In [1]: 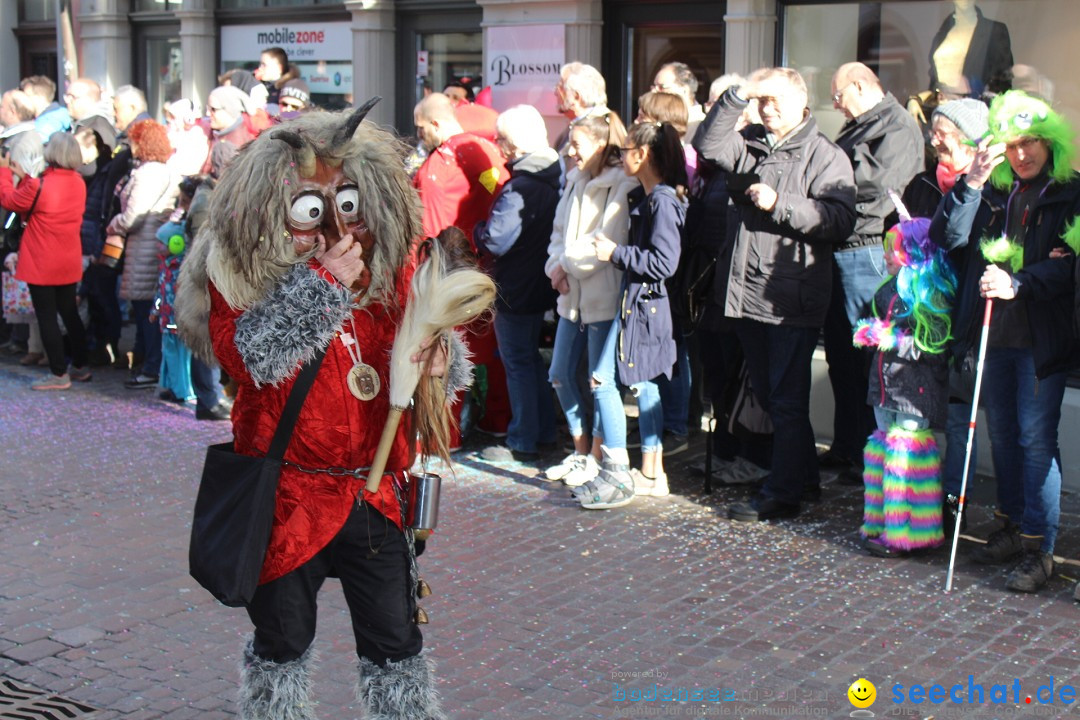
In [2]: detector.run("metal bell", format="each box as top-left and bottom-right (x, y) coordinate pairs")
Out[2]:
(415, 607), (429, 624)
(417, 578), (432, 599)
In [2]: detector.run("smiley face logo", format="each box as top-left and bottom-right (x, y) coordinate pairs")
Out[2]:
(848, 678), (876, 709)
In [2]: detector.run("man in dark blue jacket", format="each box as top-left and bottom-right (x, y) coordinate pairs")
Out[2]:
(934, 90), (1080, 594)
(475, 105), (560, 462)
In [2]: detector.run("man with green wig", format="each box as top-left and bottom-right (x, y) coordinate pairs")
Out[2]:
(934, 90), (1080, 595)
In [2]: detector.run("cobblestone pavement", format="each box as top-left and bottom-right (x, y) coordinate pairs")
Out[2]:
(2, 355), (1080, 720)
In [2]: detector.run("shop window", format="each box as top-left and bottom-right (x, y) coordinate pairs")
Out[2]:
(417, 32), (484, 108)
(132, 0), (178, 10)
(781, 1), (1065, 140)
(19, 0), (56, 22)
(603, 1), (726, 124)
(218, 0), (338, 6)
(145, 37), (183, 116)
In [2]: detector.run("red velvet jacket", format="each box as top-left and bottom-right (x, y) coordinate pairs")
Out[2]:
(208, 262), (415, 583)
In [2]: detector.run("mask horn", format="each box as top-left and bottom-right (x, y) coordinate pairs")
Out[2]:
(271, 129), (317, 178)
(336, 96), (382, 145)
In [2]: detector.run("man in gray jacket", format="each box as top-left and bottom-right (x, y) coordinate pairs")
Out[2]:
(822, 62), (924, 482)
(694, 67), (856, 521)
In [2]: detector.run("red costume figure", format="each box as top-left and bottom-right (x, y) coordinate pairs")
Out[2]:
(413, 92), (511, 440)
(178, 100), (468, 720)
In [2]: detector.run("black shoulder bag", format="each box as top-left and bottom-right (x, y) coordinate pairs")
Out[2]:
(189, 348), (326, 607)
(2, 177), (43, 253)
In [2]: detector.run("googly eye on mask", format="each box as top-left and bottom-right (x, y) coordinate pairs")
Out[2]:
(289, 193), (326, 231)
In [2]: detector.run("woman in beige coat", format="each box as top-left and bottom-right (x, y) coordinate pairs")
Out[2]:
(543, 111), (640, 507)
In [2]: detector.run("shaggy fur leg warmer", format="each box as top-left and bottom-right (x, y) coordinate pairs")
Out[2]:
(239, 638), (318, 720)
(860, 429), (887, 538)
(356, 654), (445, 720)
(881, 427), (944, 551)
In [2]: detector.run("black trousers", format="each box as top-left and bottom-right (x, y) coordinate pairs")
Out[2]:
(28, 282), (88, 376)
(246, 500), (422, 667)
(82, 263), (122, 349)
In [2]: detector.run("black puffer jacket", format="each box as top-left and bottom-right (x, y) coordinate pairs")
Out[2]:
(864, 278), (949, 429)
(933, 173), (1080, 379)
(834, 93), (923, 247)
(694, 88), (857, 327)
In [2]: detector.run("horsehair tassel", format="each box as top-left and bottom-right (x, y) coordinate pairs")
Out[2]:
(270, 129), (316, 178)
(364, 241), (496, 493)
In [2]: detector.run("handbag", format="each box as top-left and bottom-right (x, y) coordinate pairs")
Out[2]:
(2, 271), (33, 318)
(188, 347), (326, 607)
(726, 360), (773, 440)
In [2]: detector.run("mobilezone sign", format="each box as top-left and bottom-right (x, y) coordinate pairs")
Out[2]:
(220, 23), (352, 95)
(219, 22), (350, 63)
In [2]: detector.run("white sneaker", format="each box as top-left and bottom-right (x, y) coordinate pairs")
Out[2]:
(631, 469), (670, 498)
(545, 452), (581, 480)
(563, 454), (598, 487)
(545, 452), (598, 487)
(718, 457), (768, 485)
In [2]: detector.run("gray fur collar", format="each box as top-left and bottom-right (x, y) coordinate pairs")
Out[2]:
(239, 637), (317, 720)
(357, 653), (444, 720)
(234, 263), (353, 387)
(445, 330), (474, 401)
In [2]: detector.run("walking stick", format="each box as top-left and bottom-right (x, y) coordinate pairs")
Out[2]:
(945, 298), (993, 592)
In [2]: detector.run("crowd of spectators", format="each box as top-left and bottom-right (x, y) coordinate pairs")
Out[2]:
(3, 50), (1078, 602)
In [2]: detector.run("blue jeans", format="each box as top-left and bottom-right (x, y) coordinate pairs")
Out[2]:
(191, 355), (223, 413)
(736, 320), (820, 504)
(632, 379), (663, 453)
(980, 347), (1065, 553)
(494, 311), (556, 453)
(130, 299), (162, 377)
(874, 407), (929, 432)
(823, 246), (887, 459)
(658, 338), (690, 436)
(549, 317), (625, 449)
(943, 401), (976, 496)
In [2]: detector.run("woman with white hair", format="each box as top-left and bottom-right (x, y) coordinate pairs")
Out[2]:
(0, 132), (90, 389)
(474, 105), (561, 462)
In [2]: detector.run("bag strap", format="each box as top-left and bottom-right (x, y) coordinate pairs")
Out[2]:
(265, 346), (328, 461)
(24, 177), (43, 220)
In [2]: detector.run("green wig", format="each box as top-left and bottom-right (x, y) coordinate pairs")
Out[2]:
(980, 235), (1024, 273)
(987, 90), (1076, 191)
(1062, 216), (1080, 255)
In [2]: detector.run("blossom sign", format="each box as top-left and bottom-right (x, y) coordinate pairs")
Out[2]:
(485, 25), (564, 114)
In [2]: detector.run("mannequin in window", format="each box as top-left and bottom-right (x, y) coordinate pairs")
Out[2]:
(908, 0), (1012, 124)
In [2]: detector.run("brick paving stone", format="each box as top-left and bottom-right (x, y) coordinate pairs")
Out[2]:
(6, 360), (1080, 717)
(2, 638), (68, 663)
(50, 625), (107, 647)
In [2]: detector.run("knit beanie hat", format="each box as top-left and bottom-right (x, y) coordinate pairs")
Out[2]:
(932, 98), (989, 142)
(280, 79), (311, 108)
(208, 85), (255, 119)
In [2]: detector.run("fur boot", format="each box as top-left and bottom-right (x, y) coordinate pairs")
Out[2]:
(356, 654), (445, 720)
(239, 638), (318, 720)
(880, 427), (944, 551)
(860, 429), (887, 538)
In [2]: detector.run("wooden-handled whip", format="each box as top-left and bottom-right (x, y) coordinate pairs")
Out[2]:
(365, 240), (496, 493)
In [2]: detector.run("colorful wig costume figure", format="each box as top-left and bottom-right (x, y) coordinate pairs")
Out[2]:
(853, 218), (957, 554)
(175, 100), (471, 720)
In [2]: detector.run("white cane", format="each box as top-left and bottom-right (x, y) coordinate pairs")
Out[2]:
(945, 298), (993, 593)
